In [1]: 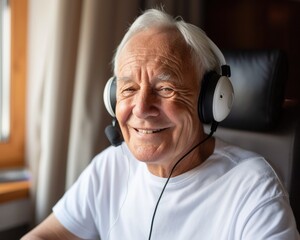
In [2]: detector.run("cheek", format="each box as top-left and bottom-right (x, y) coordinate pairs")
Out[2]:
(115, 99), (131, 125)
(166, 97), (200, 131)
(175, 106), (200, 130)
(170, 94), (201, 133)
(178, 107), (202, 145)
(173, 92), (199, 119)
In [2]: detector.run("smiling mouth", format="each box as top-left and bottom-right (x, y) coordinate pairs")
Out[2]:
(134, 128), (165, 134)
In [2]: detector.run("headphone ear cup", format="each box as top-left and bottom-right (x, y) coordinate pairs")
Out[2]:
(103, 76), (117, 117)
(212, 75), (234, 122)
(199, 72), (234, 123)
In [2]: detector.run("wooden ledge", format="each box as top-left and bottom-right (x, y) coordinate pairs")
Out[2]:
(0, 181), (30, 204)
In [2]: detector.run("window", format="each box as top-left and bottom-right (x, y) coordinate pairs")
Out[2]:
(0, 0), (27, 169)
(0, 0), (10, 142)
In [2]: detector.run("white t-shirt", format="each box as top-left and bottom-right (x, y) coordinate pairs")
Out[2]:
(53, 139), (299, 240)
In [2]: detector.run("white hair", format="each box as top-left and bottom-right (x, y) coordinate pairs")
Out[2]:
(112, 9), (226, 78)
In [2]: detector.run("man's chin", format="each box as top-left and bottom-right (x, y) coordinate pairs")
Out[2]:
(129, 144), (165, 162)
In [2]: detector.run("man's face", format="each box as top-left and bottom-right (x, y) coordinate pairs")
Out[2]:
(115, 27), (204, 173)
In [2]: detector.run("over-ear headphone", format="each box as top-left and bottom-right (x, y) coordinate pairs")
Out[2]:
(103, 65), (234, 124)
(199, 65), (234, 123)
(103, 76), (117, 118)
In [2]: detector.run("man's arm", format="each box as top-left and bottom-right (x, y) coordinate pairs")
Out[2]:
(21, 213), (82, 240)
(241, 198), (299, 239)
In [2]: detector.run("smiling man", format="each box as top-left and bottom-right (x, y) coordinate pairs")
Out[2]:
(22, 8), (299, 240)
(115, 26), (208, 177)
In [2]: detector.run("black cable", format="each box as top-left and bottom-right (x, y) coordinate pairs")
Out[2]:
(147, 122), (218, 240)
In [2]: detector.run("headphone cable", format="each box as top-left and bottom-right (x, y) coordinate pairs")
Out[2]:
(147, 122), (218, 240)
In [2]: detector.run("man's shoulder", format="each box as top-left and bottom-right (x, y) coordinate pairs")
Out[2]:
(213, 138), (283, 186)
(214, 138), (263, 164)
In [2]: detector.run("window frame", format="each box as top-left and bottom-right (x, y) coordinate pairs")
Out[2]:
(0, 0), (27, 168)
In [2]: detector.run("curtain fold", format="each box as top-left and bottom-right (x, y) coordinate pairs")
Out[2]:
(27, 0), (83, 223)
(27, 0), (202, 225)
(65, 0), (141, 188)
(27, 0), (141, 224)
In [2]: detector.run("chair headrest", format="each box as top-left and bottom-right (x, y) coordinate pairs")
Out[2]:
(220, 49), (288, 131)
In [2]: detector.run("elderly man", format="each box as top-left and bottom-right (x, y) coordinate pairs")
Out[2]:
(22, 8), (299, 240)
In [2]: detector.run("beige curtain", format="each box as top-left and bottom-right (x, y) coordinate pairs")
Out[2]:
(27, 0), (140, 224)
(26, 0), (202, 225)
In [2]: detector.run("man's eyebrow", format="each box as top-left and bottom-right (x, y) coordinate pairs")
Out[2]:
(156, 73), (171, 81)
(117, 76), (132, 82)
(117, 73), (175, 82)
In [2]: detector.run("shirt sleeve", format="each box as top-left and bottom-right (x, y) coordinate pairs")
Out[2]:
(242, 196), (300, 239)
(53, 161), (100, 240)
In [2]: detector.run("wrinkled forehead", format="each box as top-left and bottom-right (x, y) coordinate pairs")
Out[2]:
(117, 27), (194, 71)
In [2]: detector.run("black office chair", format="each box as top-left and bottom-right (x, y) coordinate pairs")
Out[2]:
(206, 49), (300, 229)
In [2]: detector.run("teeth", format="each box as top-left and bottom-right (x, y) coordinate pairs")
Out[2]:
(137, 129), (161, 134)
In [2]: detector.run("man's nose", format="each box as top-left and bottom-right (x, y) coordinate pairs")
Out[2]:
(132, 88), (160, 118)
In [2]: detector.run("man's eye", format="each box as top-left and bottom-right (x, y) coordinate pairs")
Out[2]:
(121, 88), (136, 97)
(157, 87), (175, 98)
